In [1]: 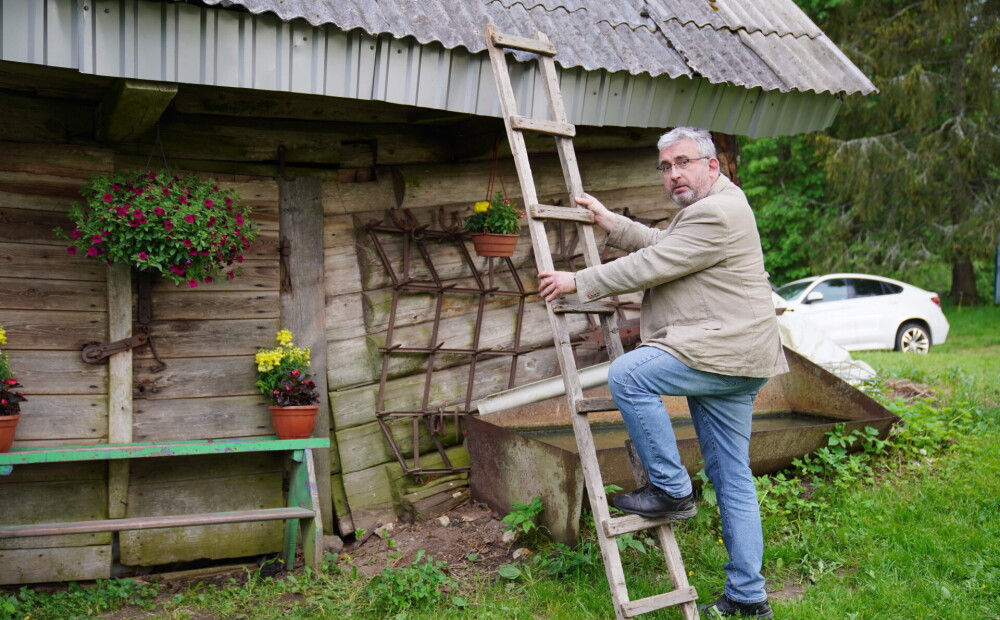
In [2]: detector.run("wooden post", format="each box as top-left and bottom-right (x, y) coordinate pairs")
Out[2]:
(279, 177), (334, 532)
(107, 263), (132, 519)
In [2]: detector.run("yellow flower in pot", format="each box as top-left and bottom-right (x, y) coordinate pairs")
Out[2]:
(0, 325), (26, 453)
(464, 191), (524, 257)
(255, 329), (320, 439)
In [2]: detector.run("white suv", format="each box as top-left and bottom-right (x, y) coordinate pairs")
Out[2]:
(775, 273), (950, 353)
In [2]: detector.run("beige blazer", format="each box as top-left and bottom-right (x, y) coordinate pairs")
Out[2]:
(575, 175), (788, 378)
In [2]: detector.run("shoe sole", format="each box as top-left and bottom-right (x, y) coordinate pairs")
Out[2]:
(612, 503), (697, 520)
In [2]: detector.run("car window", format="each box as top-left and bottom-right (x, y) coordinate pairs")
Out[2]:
(776, 281), (812, 301)
(882, 282), (903, 294)
(850, 278), (885, 298)
(811, 278), (849, 302)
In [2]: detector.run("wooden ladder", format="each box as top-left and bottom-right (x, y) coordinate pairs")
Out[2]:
(484, 25), (700, 620)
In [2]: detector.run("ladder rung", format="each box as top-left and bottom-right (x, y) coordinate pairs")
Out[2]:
(621, 586), (698, 618)
(551, 299), (617, 314)
(490, 31), (558, 56)
(575, 397), (617, 413)
(511, 116), (576, 138)
(530, 203), (595, 223)
(603, 513), (681, 537)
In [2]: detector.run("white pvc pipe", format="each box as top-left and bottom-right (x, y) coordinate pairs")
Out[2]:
(475, 361), (611, 415)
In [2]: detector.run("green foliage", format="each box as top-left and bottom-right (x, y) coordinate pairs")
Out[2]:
(463, 191), (524, 234)
(794, 0), (1000, 302)
(363, 549), (457, 615)
(501, 495), (544, 537)
(5, 578), (159, 619)
(740, 135), (832, 285)
(55, 169), (259, 287)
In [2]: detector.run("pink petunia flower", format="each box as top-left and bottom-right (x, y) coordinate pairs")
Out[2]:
(67, 246), (77, 254)
(183, 239), (192, 247)
(204, 199), (214, 208)
(137, 252), (148, 260)
(164, 220), (174, 230)
(228, 271), (235, 280)
(190, 250), (199, 256)
(153, 207), (165, 215)
(87, 247), (99, 257)
(224, 197), (233, 206)
(71, 230), (82, 239)
(204, 276), (213, 283)
(92, 234), (103, 244)
(184, 214), (196, 223)
(188, 279), (198, 288)
(102, 193), (113, 203)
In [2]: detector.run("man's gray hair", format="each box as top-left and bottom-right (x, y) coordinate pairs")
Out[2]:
(657, 127), (717, 158)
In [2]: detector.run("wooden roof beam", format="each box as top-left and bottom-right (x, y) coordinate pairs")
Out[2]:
(96, 79), (178, 143)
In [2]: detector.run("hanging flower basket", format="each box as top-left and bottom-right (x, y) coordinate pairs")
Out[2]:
(56, 169), (259, 287)
(464, 192), (523, 258)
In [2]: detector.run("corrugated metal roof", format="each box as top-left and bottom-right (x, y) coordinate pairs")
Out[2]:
(201, 0), (875, 96)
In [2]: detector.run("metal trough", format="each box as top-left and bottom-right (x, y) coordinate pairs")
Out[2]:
(466, 348), (898, 543)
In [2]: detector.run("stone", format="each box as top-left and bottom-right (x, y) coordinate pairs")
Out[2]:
(323, 535), (345, 555)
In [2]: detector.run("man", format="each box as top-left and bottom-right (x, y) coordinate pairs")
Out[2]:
(537, 127), (787, 619)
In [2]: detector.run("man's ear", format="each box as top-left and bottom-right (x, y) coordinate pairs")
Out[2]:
(708, 157), (721, 175)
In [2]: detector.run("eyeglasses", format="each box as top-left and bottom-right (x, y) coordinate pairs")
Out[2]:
(656, 157), (710, 173)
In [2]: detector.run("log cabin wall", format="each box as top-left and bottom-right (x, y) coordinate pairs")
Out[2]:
(0, 63), (696, 578)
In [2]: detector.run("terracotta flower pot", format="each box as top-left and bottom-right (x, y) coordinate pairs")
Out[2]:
(471, 232), (518, 257)
(268, 405), (319, 440)
(0, 414), (20, 453)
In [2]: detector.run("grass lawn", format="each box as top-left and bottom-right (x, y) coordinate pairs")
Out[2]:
(4, 304), (999, 619)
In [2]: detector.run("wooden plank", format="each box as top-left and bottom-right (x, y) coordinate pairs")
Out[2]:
(6, 350), (106, 394)
(0, 477), (110, 551)
(0, 91), (95, 145)
(95, 79), (178, 143)
(0, 508), (314, 538)
(150, 262), (279, 292)
(323, 244), (364, 296)
(0, 142), (114, 176)
(150, 290), (279, 320)
(0, 277), (105, 312)
(551, 298), (618, 314)
(576, 397), (619, 414)
(279, 176), (333, 532)
(490, 31), (557, 55)
(0, 309), (106, 350)
(0, 207), (74, 246)
(511, 116), (576, 138)
(335, 417), (461, 475)
(14, 395), (107, 442)
(530, 203), (595, 223)
(133, 355), (259, 399)
(107, 263), (132, 519)
(330, 473), (354, 535)
(0, 546), (111, 585)
(140, 318), (278, 358)
(621, 587), (699, 618)
(321, 176), (399, 217)
(0, 241), (107, 281)
(603, 513), (678, 537)
(128, 451), (284, 484)
(132, 395), (271, 441)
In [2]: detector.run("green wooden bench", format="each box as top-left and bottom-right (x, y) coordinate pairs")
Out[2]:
(0, 437), (329, 570)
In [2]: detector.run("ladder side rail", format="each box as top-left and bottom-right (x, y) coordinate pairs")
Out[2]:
(534, 33), (625, 361)
(486, 24), (631, 618)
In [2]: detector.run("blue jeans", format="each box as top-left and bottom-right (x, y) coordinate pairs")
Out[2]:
(608, 346), (769, 603)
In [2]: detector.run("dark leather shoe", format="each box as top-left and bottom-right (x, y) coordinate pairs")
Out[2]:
(611, 484), (697, 520)
(698, 594), (774, 618)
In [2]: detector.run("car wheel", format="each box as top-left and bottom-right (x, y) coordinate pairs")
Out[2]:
(896, 322), (931, 354)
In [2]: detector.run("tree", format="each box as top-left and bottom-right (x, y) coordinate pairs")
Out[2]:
(811, 0), (1000, 304)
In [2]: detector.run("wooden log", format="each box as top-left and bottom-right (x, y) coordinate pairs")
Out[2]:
(323, 292), (367, 342)
(96, 79), (178, 143)
(132, 395), (271, 442)
(0, 277), (105, 312)
(0, 91), (95, 144)
(5, 351), (107, 394)
(279, 176), (333, 532)
(0, 476), (111, 551)
(0, 309), (106, 349)
(115, 115), (453, 165)
(0, 142), (114, 176)
(330, 473), (354, 535)
(0, 241), (108, 281)
(323, 243), (365, 295)
(149, 290), (279, 321)
(0, 207), (74, 246)
(149, 262), (279, 292)
(140, 318), (278, 358)
(328, 346), (564, 431)
(325, 336), (379, 391)
(0, 546), (111, 584)
(335, 417), (461, 475)
(321, 176), (400, 217)
(15, 395), (108, 442)
(133, 355), (258, 400)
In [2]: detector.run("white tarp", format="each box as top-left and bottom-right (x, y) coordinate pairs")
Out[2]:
(772, 293), (876, 384)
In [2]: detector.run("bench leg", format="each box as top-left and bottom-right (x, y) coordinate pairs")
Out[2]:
(286, 448), (323, 569)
